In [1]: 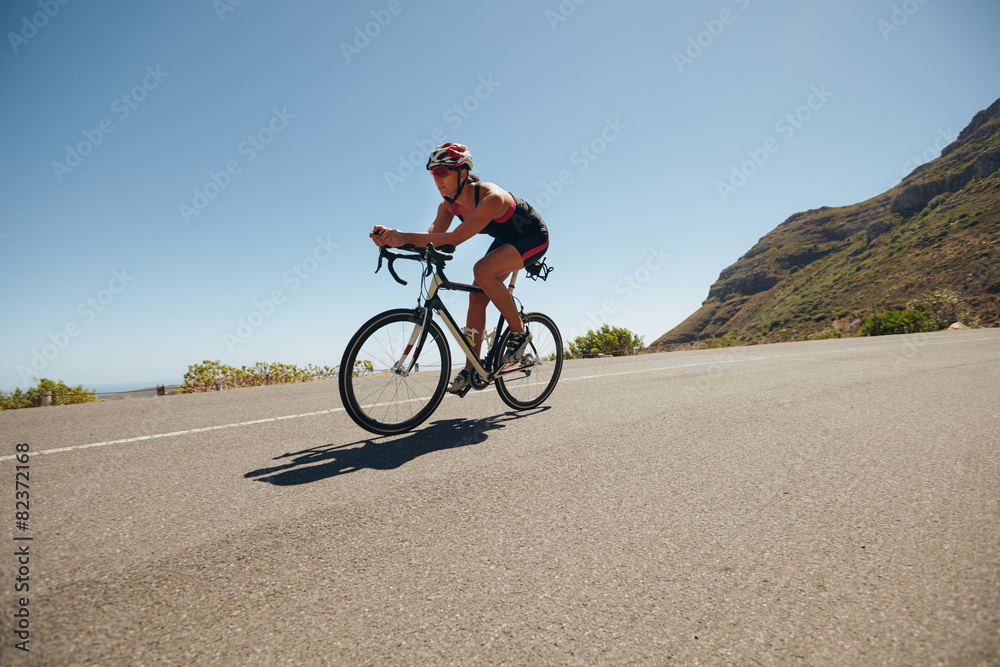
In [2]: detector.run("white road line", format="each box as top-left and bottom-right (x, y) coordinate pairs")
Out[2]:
(4, 335), (993, 460)
(0, 409), (341, 460)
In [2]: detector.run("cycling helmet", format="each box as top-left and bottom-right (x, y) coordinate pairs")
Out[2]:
(426, 142), (473, 172)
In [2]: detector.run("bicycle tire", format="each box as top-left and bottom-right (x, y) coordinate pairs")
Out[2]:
(339, 309), (451, 435)
(495, 312), (563, 410)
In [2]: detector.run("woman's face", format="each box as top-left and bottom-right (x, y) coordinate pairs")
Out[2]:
(432, 168), (459, 199)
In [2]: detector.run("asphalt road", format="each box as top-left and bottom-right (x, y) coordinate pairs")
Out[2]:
(1, 329), (998, 666)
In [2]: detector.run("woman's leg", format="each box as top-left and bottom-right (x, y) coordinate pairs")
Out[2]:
(473, 244), (525, 335)
(463, 289), (490, 369)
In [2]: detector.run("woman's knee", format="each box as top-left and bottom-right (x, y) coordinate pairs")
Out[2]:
(472, 259), (494, 283)
(474, 250), (520, 282)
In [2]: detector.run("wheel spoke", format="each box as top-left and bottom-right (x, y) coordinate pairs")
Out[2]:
(496, 313), (562, 409)
(339, 311), (451, 434)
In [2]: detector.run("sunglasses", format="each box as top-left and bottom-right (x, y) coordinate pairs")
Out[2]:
(430, 166), (451, 179)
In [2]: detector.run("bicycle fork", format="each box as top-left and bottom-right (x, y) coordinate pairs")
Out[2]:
(389, 307), (433, 378)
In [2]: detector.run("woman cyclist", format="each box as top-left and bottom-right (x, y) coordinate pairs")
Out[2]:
(371, 142), (550, 394)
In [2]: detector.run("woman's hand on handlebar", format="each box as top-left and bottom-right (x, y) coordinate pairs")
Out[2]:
(370, 225), (389, 246)
(370, 225), (407, 248)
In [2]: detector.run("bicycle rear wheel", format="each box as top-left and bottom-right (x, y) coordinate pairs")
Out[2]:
(495, 312), (563, 410)
(339, 309), (451, 435)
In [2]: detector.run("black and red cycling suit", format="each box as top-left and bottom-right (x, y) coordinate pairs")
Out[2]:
(452, 182), (549, 266)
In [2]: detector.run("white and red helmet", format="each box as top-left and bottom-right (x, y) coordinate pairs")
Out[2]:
(426, 142), (473, 172)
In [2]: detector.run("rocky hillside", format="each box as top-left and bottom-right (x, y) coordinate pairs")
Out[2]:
(650, 97), (1000, 350)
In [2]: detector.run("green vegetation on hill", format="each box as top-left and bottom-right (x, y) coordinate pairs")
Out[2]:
(650, 97), (1000, 350)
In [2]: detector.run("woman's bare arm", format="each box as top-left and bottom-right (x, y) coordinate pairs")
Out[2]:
(374, 184), (509, 248)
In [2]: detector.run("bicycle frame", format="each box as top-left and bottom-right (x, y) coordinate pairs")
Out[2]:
(395, 268), (522, 386)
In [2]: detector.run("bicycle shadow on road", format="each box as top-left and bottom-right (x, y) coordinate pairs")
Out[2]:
(245, 408), (548, 486)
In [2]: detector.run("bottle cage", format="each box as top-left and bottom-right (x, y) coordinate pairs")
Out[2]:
(525, 258), (553, 282)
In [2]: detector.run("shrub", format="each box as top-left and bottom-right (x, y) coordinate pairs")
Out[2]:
(181, 360), (349, 393)
(926, 192), (953, 211)
(699, 335), (741, 349)
(567, 325), (644, 358)
(908, 288), (975, 328)
(0, 378), (98, 410)
(859, 309), (937, 336)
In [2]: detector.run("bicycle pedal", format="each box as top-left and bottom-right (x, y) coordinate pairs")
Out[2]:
(455, 383), (473, 398)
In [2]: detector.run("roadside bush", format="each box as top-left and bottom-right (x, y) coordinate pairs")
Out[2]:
(567, 325), (644, 358)
(699, 335), (741, 349)
(908, 288), (975, 328)
(859, 309), (937, 336)
(180, 360), (363, 393)
(0, 378), (98, 410)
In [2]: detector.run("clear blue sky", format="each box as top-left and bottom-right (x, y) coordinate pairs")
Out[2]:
(2, 0), (998, 393)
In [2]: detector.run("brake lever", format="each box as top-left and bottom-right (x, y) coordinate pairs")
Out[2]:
(376, 247), (409, 285)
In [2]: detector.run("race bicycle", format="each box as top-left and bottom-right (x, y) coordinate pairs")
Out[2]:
(338, 243), (563, 435)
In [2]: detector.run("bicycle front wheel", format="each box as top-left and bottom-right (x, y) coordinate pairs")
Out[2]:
(495, 312), (563, 410)
(339, 309), (451, 435)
